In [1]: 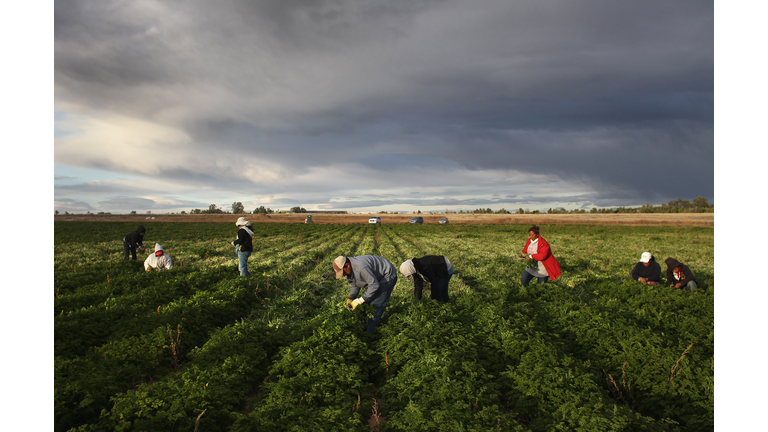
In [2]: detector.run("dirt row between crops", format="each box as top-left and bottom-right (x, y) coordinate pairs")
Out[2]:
(55, 213), (714, 226)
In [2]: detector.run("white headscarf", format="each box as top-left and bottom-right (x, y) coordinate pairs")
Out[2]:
(399, 259), (416, 277)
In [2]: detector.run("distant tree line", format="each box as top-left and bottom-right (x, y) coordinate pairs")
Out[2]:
(451, 197), (713, 215)
(585, 197), (713, 214)
(56, 197), (712, 216)
(186, 203), (307, 214)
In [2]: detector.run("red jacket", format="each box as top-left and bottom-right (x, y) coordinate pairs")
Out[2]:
(523, 236), (562, 280)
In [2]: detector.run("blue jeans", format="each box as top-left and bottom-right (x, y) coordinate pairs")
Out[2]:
(367, 304), (387, 334)
(521, 270), (549, 287)
(366, 277), (397, 334)
(237, 250), (251, 277)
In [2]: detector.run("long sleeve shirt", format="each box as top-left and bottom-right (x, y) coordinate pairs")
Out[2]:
(631, 260), (661, 283)
(344, 255), (397, 306)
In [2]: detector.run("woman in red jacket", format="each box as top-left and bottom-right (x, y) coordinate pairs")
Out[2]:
(518, 225), (562, 286)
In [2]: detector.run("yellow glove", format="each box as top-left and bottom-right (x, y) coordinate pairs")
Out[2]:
(349, 297), (365, 311)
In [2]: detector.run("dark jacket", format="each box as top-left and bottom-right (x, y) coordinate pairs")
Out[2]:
(412, 255), (450, 285)
(631, 257), (661, 283)
(124, 225), (146, 250)
(233, 228), (253, 252)
(664, 258), (696, 288)
(411, 255), (451, 299)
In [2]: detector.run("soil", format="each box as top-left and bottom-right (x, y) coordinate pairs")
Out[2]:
(55, 212), (713, 226)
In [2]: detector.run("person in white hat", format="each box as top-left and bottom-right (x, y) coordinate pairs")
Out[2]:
(144, 243), (173, 271)
(333, 255), (397, 334)
(231, 217), (254, 277)
(631, 252), (661, 284)
(399, 256), (454, 302)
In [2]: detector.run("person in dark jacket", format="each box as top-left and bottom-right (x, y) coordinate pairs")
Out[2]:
(230, 217), (254, 277)
(664, 257), (698, 291)
(631, 252), (661, 284)
(399, 256), (454, 302)
(333, 255), (397, 334)
(123, 225), (146, 261)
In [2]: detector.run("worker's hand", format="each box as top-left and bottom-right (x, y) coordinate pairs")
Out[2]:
(638, 277), (646, 284)
(348, 298), (365, 311)
(675, 283), (683, 289)
(230, 241), (234, 246)
(518, 252), (525, 258)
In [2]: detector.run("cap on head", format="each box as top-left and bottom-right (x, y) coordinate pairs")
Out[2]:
(236, 217), (249, 226)
(333, 256), (347, 279)
(639, 252), (652, 263)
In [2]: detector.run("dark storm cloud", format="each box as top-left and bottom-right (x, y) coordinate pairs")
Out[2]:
(55, 0), (713, 209)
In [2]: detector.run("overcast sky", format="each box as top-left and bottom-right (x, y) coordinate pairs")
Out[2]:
(54, 0), (713, 214)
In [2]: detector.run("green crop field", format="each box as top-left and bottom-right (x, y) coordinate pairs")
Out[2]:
(54, 221), (714, 431)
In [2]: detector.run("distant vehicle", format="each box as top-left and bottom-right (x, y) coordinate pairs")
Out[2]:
(409, 217), (424, 224)
(368, 216), (382, 224)
(439, 218), (449, 224)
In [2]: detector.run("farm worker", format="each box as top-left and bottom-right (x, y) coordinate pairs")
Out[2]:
(333, 255), (398, 334)
(144, 243), (173, 271)
(399, 256), (454, 302)
(123, 225), (146, 261)
(631, 252), (661, 284)
(664, 257), (698, 291)
(230, 217), (254, 277)
(518, 224), (561, 286)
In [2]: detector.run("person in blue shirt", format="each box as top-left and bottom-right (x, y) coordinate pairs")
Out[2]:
(333, 255), (398, 334)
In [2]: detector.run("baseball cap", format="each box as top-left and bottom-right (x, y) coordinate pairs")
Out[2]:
(333, 256), (347, 279)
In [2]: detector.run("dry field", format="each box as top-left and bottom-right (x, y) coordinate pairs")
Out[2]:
(55, 212), (713, 226)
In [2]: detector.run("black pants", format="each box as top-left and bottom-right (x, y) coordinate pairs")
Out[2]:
(124, 240), (136, 260)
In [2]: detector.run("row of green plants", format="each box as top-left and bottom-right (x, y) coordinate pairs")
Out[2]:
(54, 222), (713, 431)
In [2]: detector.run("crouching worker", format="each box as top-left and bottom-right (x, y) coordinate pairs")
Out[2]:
(399, 256), (454, 302)
(333, 255), (397, 334)
(631, 252), (661, 284)
(144, 243), (173, 271)
(665, 257), (698, 291)
(518, 225), (561, 286)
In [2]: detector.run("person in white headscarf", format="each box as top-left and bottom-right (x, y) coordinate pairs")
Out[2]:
(230, 217), (254, 277)
(144, 243), (173, 271)
(399, 256), (454, 302)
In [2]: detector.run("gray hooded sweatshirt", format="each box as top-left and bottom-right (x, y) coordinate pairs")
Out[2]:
(345, 255), (397, 307)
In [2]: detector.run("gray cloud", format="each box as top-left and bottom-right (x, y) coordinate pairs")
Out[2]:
(54, 198), (95, 213)
(55, 0), (713, 212)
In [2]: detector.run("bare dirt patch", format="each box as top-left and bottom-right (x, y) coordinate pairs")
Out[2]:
(55, 212), (713, 226)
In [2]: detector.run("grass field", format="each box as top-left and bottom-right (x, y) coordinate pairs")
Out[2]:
(54, 221), (714, 431)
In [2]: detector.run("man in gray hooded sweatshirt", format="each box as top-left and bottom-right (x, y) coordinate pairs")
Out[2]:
(333, 255), (397, 334)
